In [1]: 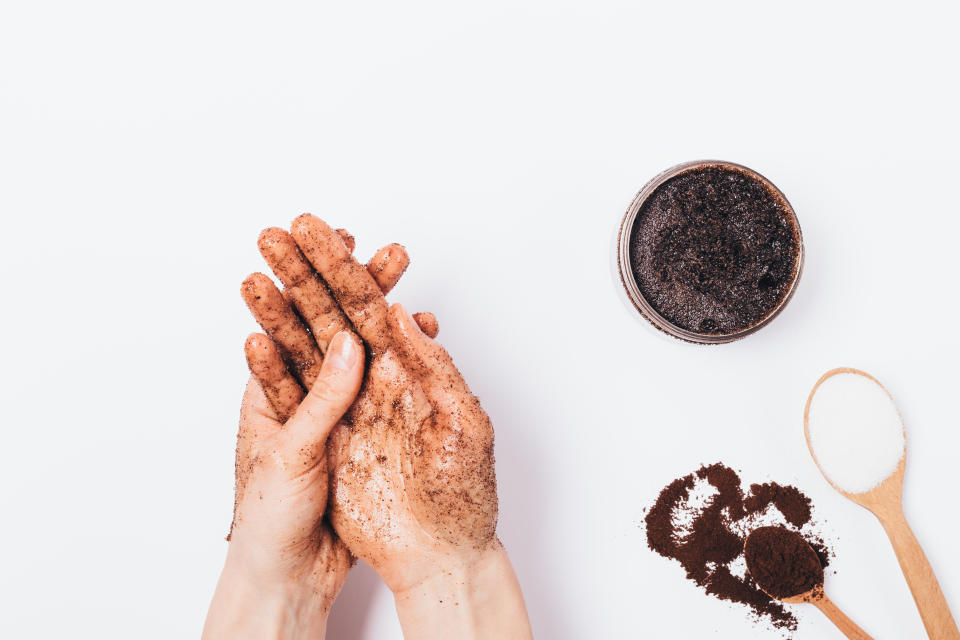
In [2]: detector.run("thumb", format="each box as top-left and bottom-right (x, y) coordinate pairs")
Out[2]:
(281, 331), (364, 456)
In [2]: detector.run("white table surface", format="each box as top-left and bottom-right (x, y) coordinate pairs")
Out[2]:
(2, 1), (959, 638)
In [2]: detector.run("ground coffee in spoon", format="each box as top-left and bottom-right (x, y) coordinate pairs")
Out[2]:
(644, 463), (831, 634)
(744, 526), (824, 600)
(628, 164), (801, 336)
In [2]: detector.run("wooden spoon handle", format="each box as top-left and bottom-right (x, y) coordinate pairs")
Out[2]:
(813, 595), (873, 640)
(878, 508), (960, 639)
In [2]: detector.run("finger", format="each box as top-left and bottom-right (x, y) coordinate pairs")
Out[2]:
(258, 227), (354, 354)
(291, 214), (391, 353)
(413, 312), (439, 339)
(281, 331), (364, 461)
(280, 287), (315, 336)
(366, 243), (410, 295)
(280, 287), (296, 309)
(241, 272), (324, 388)
(244, 333), (305, 422)
(387, 303), (470, 398)
(331, 230), (413, 296)
(336, 228), (355, 253)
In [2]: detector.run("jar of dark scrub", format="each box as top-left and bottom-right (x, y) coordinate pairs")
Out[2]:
(616, 160), (804, 344)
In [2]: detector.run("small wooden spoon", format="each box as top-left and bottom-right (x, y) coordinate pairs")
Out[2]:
(744, 527), (872, 639)
(804, 368), (960, 640)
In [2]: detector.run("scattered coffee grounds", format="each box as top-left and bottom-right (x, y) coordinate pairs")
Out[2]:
(745, 526), (824, 600)
(744, 482), (811, 529)
(629, 164), (801, 335)
(644, 463), (831, 634)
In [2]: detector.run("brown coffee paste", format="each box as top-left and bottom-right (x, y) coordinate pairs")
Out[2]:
(629, 165), (801, 335)
(644, 463), (830, 633)
(745, 526), (824, 600)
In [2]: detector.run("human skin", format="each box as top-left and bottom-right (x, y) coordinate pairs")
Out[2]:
(206, 238), (426, 639)
(247, 228), (436, 365)
(256, 214), (531, 638)
(203, 331), (363, 640)
(216, 216), (531, 638)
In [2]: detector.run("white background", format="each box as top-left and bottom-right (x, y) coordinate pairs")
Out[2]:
(1, 1), (958, 638)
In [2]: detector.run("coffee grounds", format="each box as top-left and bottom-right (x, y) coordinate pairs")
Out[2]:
(629, 164), (801, 335)
(644, 463), (830, 634)
(745, 482), (811, 529)
(745, 526), (824, 600)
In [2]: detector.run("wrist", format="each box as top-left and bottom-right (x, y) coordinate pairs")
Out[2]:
(203, 553), (329, 640)
(393, 541), (532, 640)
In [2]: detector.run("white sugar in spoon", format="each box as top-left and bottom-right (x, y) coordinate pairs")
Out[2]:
(804, 368), (959, 639)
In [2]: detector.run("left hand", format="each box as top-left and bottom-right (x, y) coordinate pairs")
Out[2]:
(203, 330), (363, 639)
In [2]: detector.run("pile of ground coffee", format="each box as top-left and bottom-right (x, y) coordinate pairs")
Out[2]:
(629, 164), (801, 335)
(745, 526), (824, 600)
(644, 463), (830, 633)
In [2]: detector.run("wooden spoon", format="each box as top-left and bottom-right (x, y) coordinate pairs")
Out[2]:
(804, 367), (960, 639)
(744, 527), (872, 639)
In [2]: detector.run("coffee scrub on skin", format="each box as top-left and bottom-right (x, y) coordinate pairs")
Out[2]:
(617, 161), (804, 344)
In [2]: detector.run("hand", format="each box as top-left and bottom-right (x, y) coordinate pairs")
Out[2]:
(245, 215), (532, 638)
(205, 226), (434, 638)
(269, 215), (495, 587)
(203, 331), (363, 639)
(239, 228), (436, 420)
(242, 220), (478, 587)
(291, 215), (531, 638)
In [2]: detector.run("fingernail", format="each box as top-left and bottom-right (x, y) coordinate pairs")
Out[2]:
(326, 332), (359, 371)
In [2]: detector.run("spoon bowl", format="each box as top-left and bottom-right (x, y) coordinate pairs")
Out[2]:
(803, 367), (906, 510)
